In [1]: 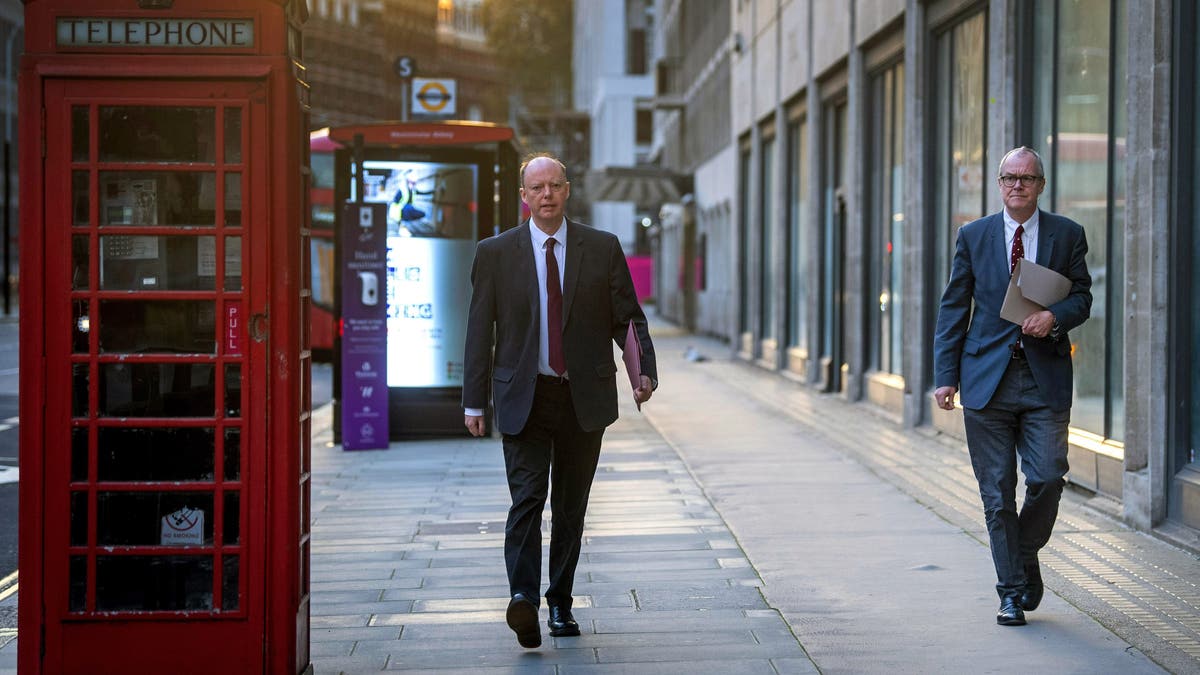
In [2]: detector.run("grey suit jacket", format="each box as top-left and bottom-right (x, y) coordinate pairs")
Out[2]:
(933, 210), (1092, 411)
(462, 219), (657, 434)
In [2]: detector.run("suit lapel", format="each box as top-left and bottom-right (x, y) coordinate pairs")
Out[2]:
(561, 219), (584, 325)
(513, 221), (538, 320)
(985, 213), (1007, 280)
(1036, 209), (1056, 267)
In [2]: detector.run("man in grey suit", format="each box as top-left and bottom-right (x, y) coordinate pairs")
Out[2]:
(933, 146), (1092, 626)
(463, 154), (658, 648)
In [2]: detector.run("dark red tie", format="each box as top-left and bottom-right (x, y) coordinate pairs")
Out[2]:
(1010, 224), (1025, 275)
(545, 238), (566, 375)
(1010, 225), (1025, 350)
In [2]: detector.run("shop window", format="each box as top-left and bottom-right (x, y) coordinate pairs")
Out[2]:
(1028, 0), (1126, 441)
(636, 109), (653, 145)
(929, 11), (987, 383)
(868, 60), (905, 375)
(760, 135), (776, 341)
(738, 146), (752, 335)
(786, 117), (809, 353)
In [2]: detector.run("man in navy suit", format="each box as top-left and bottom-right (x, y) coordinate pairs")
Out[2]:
(933, 147), (1092, 626)
(462, 154), (658, 648)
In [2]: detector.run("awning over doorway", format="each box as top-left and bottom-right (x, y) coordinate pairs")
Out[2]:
(584, 166), (689, 207)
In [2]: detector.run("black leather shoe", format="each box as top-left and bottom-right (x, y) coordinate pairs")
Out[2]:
(548, 604), (580, 637)
(506, 593), (541, 648)
(1020, 562), (1044, 612)
(997, 596), (1026, 626)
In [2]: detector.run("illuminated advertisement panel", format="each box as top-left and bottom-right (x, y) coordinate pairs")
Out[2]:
(359, 160), (477, 387)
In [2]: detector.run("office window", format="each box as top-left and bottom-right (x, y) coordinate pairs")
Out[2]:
(787, 117), (809, 353)
(760, 136), (776, 341)
(868, 61), (905, 375)
(636, 109), (653, 145)
(930, 12), (987, 386)
(1029, 0), (1126, 441)
(932, 12), (987, 293)
(739, 147), (752, 335)
(1173, 0), (1200, 472)
(820, 100), (848, 391)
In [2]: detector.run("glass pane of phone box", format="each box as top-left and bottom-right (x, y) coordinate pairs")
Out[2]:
(100, 235), (227, 291)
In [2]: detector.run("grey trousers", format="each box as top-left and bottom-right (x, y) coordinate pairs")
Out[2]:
(962, 356), (1070, 600)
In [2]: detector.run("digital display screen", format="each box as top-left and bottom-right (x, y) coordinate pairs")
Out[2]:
(359, 160), (478, 388)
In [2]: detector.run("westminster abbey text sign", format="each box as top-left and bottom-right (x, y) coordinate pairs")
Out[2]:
(57, 18), (254, 49)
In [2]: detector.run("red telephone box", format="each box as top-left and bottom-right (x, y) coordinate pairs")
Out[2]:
(19, 2), (312, 673)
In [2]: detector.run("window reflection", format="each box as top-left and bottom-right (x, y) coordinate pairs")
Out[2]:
(69, 556), (87, 612)
(225, 173), (242, 226)
(70, 491), (88, 546)
(72, 106), (89, 162)
(222, 555), (239, 611)
(73, 364), (89, 418)
(787, 118), (808, 354)
(99, 300), (216, 354)
(224, 109), (242, 164)
(760, 136), (776, 341)
(72, 236), (89, 290)
(97, 172), (216, 228)
(224, 364), (241, 417)
(100, 235), (219, 291)
(97, 428), (215, 482)
(96, 556), (213, 611)
(224, 492), (239, 544)
(1032, 0), (1124, 440)
(223, 428), (240, 480)
(98, 107), (215, 163)
(72, 428), (88, 482)
(99, 363), (216, 417)
(868, 62), (905, 375)
(73, 172), (89, 226)
(96, 492), (213, 546)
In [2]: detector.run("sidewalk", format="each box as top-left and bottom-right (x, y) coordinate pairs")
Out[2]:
(303, 319), (1196, 673)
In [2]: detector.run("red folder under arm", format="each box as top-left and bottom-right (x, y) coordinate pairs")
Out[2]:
(623, 322), (643, 411)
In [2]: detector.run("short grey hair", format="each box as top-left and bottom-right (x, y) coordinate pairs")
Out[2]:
(997, 146), (1045, 177)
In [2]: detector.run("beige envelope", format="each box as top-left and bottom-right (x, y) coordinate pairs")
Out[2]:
(999, 258), (1072, 325)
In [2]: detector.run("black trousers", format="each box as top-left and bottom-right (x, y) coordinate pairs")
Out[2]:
(502, 376), (604, 609)
(962, 356), (1070, 600)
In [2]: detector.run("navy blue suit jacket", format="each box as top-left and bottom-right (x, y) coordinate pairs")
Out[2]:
(462, 219), (657, 434)
(933, 210), (1092, 411)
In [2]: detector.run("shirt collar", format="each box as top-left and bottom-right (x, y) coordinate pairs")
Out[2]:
(1003, 208), (1039, 241)
(529, 218), (567, 250)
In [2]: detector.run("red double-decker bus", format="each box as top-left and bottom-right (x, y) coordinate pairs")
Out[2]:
(308, 128), (338, 358)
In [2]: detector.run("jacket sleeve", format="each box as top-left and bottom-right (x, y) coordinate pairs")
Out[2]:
(461, 241), (496, 410)
(933, 227), (975, 389)
(607, 236), (657, 385)
(1047, 224), (1092, 333)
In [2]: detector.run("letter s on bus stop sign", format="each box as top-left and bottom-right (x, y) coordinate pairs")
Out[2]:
(394, 56), (415, 79)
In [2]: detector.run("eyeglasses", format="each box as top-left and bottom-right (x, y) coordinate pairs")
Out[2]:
(524, 181), (567, 195)
(998, 174), (1044, 187)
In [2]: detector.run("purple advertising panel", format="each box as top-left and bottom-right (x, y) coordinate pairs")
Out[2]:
(340, 202), (389, 450)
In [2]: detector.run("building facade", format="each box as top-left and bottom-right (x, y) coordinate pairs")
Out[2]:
(573, 0), (657, 252)
(646, 0), (1197, 541)
(304, 0), (505, 129)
